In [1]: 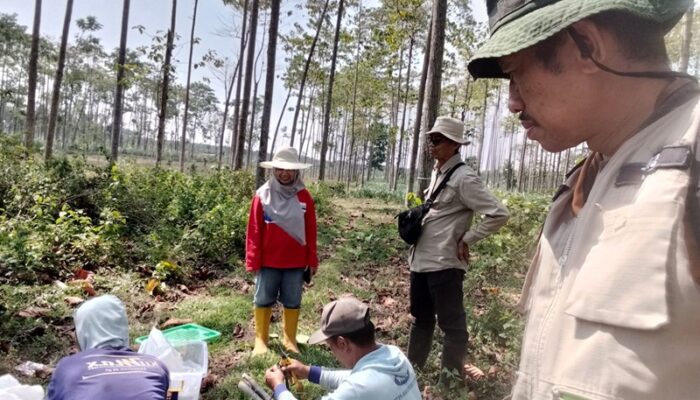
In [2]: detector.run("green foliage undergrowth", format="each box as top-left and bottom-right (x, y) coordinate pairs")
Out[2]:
(0, 138), (255, 285)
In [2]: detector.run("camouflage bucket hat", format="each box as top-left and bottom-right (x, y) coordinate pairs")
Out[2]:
(468, 0), (692, 79)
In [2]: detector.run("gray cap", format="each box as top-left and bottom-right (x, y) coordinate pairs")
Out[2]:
(308, 297), (371, 344)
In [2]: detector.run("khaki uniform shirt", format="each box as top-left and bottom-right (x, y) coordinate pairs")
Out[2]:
(513, 93), (700, 400)
(409, 154), (509, 273)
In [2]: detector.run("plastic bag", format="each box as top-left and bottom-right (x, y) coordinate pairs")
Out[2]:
(137, 327), (184, 371)
(0, 374), (44, 400)
(137, 328), (209, 400)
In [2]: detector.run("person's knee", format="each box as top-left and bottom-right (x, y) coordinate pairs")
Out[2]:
(411, 316), (436, 330)
(437, 313), (467, 336)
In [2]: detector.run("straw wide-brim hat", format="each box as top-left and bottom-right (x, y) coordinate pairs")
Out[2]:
(259, 147), (312, 170)
(468, 0), (691, 79)
(425, 116), (471, 145)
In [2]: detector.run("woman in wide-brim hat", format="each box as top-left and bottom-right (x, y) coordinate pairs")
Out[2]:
(245, 147), (318, 356)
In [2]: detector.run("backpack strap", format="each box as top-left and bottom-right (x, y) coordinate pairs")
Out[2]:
(426, 162), (465, 207)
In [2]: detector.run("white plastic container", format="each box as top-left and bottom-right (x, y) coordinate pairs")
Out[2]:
(168, 340), (208, 400)
(0, 374), (44, 400)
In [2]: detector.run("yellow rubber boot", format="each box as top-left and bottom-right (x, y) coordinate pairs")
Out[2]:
(252, 307), (272, 356)
(282, 307), (301, 354)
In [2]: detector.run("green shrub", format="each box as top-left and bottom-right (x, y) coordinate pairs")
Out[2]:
(0, 143), (258, 283)
(349, 187), (403, 203)
(470, 191), (549, 282)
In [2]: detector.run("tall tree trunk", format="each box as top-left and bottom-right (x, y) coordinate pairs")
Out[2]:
(270, 86), (291, 153)
(388, 46), (405, 185)
(461, 76), (472, 122)
(338, 111), (348, 179)
(247, 80), (258, 167)
(476, 80), (490, 174)
(179, 0), (199, 172)
(247, 12), (268, 169)
(484, 82), (502, 181)
(230, 0), (249, 167)
(25, 0), (41, 150)
(506, 122), (515, 190)
(418, 0), (446, 198)
(45, 0), (73, 161)
(289, 0), (330, 147)
(110, 0), (130, 164)
(347, 1), (363, 190)
(234, 0), (259, 169)
(361, 133), (370, 186)
(393, 34), (414, 191)
(680, 3), (694, 73)
(318, 0), (345, 181)
(218, 57), (241, 168)
(157, 0), (177, 167)
(407, 18), (432, 198)
(256, 0), (280, 187)
(299, 91), (314, 158)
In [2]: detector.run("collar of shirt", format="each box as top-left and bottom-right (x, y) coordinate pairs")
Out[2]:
(429, 153), (463, 197)
(434, 153), (463, 175)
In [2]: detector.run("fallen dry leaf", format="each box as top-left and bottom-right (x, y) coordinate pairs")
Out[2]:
(145, 278), (160, 295)
(136, 303), (155, 319)
(380, 296), (396, 307)
(464, 363), (485, 381)
(18, 307), (51, 318)
(160, 318), (192, 330)
(14, 361), (50, 377)
(64, 296), (84, 306)
(232, 323), (244, 339)
(200, 373), (218, 392)
(83, 280), (97, 297)
(72, 269), (95, 284)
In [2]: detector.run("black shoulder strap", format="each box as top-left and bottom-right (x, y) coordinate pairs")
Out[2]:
(426, 162), (465, 206)
(690, 130), (700, 246)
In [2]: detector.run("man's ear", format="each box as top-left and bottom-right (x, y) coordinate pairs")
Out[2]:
(336, 336), (351, 352)
(570, 20), (609, 74)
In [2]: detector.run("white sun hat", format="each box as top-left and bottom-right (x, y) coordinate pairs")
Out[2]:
(259, 147), (312, 170)
(424, 116), (471, 145)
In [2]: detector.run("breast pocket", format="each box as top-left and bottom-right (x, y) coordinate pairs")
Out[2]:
(433, 186), (457, 210)
(565, 201), (681, 330)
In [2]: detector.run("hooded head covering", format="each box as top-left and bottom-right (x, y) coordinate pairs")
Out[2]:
(74, 295), (130, 351)
(256, 147), (309, 245)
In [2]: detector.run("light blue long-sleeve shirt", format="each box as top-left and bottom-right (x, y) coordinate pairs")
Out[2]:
(275, 344), (421, 400)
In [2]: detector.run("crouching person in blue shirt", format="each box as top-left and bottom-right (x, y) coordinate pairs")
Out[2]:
(47, 295), (170, 400)
(264, 297), (421, 400)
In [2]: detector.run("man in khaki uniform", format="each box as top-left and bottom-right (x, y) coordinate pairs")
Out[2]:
(408, 116), (509, 385)
(468, 0), (700, 399)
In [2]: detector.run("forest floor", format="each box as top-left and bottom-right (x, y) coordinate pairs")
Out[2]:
(0, 191), (531, 400)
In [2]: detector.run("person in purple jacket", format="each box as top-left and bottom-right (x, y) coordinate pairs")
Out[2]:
(47, 295), (170, 400)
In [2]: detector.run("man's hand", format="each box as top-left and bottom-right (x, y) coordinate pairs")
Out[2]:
(457, 241), (470, 263)
(280, 358), (310, 380)
(265, 365), (286, 389)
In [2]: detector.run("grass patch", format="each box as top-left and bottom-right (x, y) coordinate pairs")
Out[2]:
(172, 294), (252, 336)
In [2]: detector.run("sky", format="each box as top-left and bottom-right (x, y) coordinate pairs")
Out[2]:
(1, 0), (489, 149)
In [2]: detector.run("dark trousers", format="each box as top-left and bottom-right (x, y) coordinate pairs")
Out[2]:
(408, 268), (468, 375)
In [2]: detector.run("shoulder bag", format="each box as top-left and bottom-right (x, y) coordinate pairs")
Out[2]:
(396, 162), (464, 245)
